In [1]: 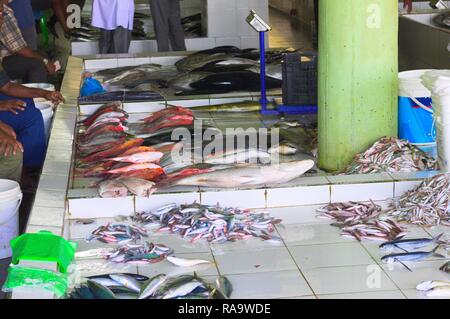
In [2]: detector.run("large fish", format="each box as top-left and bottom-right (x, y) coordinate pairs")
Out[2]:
(175, 53), (232, 73)
(105, 163), (163, 175)
(109, 151), (164, 164)
(172, 160), (315, 188)
(81, 139), (144, 163)
(191, 101), (264, 113)
(186, 71), (282, 95)
(118, 178), (157, 197)
(98, 180), (128, 198)
(168, 72), (213, 92)
(141, 106), (194, 124)
(78, 91), (165, 103)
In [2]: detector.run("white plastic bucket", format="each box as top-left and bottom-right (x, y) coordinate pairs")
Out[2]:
(22, 83), (55, 91)
(35, 103), (54, 141)
(0, 180), (22, 259)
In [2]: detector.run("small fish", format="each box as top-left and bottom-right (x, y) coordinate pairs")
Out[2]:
(214, 276), (232, 299)
(380, 233), (445, 251)
(118, 178), (157, 197)
(139, 274), (168, 299)
(109, 274), (141, 293)
(166, 256), (212, 267)
(162, 281), (204, 299)
(381, 246), (445, 271)
(86, 280), (117, 299)
(416, 280), (450, 291)
(98, 180), (128, 198)
(268, 142), (298, 156)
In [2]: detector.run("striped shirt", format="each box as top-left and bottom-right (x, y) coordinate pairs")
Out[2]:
(0, 4), (27, 59)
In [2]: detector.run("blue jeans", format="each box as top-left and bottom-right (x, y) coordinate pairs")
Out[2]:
(0, 95), (46, 168)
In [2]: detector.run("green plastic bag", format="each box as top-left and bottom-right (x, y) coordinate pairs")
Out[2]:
(10, 231), (78, 274)
(2, 266), (68, 298)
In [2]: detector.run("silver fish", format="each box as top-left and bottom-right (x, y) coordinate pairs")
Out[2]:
(380, 233), (445, 251)
(109, 274), (141, 293)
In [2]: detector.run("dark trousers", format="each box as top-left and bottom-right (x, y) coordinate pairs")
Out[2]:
(0, 96), (46, 168)
(150, 0), (186, 52)
(2, 55), (48, 83)
(99, 27), (132, 54)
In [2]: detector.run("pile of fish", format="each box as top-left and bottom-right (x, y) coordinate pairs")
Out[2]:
(131, 203), (282, 244)
(317, 201), (383, 224)
(86, 223), (148, 244)
(101, 242), (173, 264)
(68, 273), (232, 299)
(317, 201), (406, 242)
(387, 173), (450, 227)
(416, 280), (450, 297)
(340, 137), (439, 175)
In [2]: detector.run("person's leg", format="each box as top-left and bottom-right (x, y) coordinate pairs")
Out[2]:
(112, 27), (132, 54)
(167, 0), (186, 51)
(2, 55), (48, 83)
(99, 29), (114, 54)
(150, 0), (170, 52)
(0, 96), (46, 168)
(314, 0), (319, 50)
(20, 27), (39, 51)
(0, 152), (23, 182)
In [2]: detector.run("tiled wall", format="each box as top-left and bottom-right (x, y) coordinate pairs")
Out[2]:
(72, 0), (269, 55)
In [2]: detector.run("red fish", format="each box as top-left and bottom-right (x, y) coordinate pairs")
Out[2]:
(141, 106), (193, 124)
(117, 167), (165, 181)
(81, 139), (144, 163)
(80, 102), (122, 127)
(143, 115), (194, 133)
(105, 163), (162, 174)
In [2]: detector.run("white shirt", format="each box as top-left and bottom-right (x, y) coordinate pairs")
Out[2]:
(91, 0), (135, 31)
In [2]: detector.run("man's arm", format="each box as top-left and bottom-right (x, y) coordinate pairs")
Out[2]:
(0, 82), (65, 105)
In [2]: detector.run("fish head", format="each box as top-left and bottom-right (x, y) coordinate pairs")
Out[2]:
(381, 255), (394, 263)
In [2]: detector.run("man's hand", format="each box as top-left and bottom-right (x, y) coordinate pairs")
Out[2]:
(45, 62), (57, 75)
(0, 121), (16, 139)
(43, 91), (65, 106)
(0, 100), (26, 115)
(0, 131), (23, 156)
(404, 0), (413, 13)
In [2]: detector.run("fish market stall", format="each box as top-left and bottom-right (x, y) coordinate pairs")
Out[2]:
(13, 53), (449, 299)
(71, 0), (270, 55)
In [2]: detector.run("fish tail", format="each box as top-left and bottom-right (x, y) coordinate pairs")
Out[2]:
(434, 233), (446, 245)
(431, 245), (445, 258)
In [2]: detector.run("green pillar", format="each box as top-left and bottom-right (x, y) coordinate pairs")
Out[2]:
(318, 0), (398, 172)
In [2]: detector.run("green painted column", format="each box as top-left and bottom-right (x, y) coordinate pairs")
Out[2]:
(318, 0), (398, 172)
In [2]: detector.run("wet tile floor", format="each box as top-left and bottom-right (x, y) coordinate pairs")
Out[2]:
(66, 200), (450, 299)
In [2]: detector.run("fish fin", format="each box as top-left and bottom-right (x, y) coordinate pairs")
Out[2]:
(433, 253), (446, 259)
(394, 244), (410, 253)
(396, 259), (413, 272)
(434, 232), (445, 242)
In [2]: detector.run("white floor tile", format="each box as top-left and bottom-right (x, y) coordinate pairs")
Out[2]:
(331, 182), (394, 202)
(276, 223), (351, 246)
(303, 265), (397, 295)
(201, 189), (266, 209)
(289, 243), (374, 269)
(381, 260), (450, 290)
(226, 270), (313, 299)
(214, 247), (297, 275)
(266, 205), (328, 225)
(266, 185), (330, 207)
(27, 206), (65, 228)
(317, 290), (405, 299)
(72, 258), (137, 279)
(210, 236), (284, 253)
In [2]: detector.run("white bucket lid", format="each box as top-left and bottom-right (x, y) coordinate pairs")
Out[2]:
(399, 70), (433, 97)
(22, 83), (55, 91)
